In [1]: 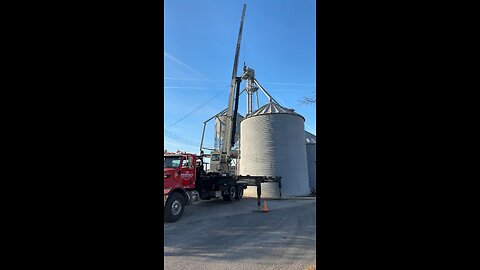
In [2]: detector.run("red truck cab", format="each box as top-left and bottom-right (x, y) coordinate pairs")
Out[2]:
(164, 152), (201, 222)
(164, 153), (196, 191)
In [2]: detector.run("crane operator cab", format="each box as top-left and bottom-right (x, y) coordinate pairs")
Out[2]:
(209, 152), (227, 174)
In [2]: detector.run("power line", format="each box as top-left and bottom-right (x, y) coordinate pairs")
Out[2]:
(164, 131), (198, 146)
(164, 130), (200, 146)
(164, 129), (215, 149)
(166, 89), (227, 128)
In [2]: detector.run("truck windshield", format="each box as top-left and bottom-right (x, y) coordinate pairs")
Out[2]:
(164, 156), (181, 168)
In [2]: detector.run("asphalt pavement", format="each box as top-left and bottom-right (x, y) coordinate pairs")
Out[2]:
(164, 197), (316, 270)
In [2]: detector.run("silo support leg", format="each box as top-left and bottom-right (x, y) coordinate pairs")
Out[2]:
(278, 178), (282, 197)
(256, 179), (262, 210)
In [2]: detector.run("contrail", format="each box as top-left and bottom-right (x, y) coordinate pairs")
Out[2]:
(164, 52), (208, 80)
(164, 86), (207, 89)
(265, 88), (315, 92)
(164, 52), (228, 90)
(262, 82), (316, 87)
(164, 76), (215, 82)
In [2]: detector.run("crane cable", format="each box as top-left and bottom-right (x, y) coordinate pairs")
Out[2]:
(242, 0), (247, 67)
(243, 19), (246, 67)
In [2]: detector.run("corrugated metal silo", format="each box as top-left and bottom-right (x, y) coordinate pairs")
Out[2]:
(240, 102), (310, 198)
(214, 111), (244, 150)
(305, 131), (317, 194)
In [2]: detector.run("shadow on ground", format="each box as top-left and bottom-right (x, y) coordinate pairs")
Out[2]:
(164, 202), (316, 263)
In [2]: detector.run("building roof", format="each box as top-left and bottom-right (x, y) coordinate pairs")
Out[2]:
(305, 131), (316, 144)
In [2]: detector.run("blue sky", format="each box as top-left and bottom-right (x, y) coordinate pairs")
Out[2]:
(164, 0), (316, 154)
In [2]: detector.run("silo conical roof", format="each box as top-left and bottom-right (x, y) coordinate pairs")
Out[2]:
(248, 102), (305, 120)
(218, 110), (244, 118)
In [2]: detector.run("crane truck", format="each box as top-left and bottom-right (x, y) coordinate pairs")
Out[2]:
(164, 152), (243, 222)
(163, 4), (281, 222)
(164, 151), (281, 222)
(163, 152), (281, 222)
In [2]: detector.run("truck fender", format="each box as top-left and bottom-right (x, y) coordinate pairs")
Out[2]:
(185, 190), (200, 205)
(166, 188), (189, 204)
(236, 183), (247, 189)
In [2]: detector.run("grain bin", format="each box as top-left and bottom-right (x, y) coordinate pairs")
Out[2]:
(305, 131), (317, 194)
(214, 111), (244, 150)
(239, 102), (310, 198)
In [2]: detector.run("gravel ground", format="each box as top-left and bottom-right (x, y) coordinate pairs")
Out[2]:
(164, 197), (316, 270)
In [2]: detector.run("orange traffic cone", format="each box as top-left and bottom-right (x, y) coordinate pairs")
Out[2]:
(261, 200), (270, 212)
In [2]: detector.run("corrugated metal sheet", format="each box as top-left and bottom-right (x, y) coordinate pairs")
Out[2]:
(214, 112), (244, 150)
(305, 131), (316, 193)
(240, 102), (310, 198)
(306, 143), (316, 193)
(305, 130), (316, 144)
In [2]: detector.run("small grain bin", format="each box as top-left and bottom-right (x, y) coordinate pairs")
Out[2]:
(239, 102), (310, 198)
(214, 111), (244, 150)
(305, 131), (317, 194)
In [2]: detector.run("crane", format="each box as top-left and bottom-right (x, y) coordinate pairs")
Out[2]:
(199, 4), (279, 175)
(203, 4), (246, 175)
(224, 4), (246, 156)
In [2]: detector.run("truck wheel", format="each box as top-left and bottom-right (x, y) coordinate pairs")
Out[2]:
(235, 185), (243, 200)
(164, 193), (185, 222)
(223, 185), (236, 202)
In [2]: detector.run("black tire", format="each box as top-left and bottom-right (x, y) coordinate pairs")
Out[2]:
(235, 185), (244, 200)
(222, 187), (229, 201)
(164, 193), (186, 223)
(223, 185), (236, 202)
